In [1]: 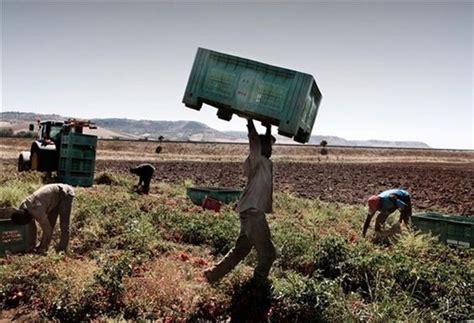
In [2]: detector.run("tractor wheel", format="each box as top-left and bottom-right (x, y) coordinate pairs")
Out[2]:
(18, 155), (30, 172)
(30, 148), (40, 171)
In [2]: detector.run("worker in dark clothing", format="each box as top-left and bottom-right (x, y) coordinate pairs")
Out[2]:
(130, 163), (155, 195)
(363, 189), (412, 237)
(204, 119), (277, 283)
(11, 184), (75, 253)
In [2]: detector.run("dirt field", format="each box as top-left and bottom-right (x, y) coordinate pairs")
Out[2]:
(95, 160), (473, 215)
(1, 138), (473, 214)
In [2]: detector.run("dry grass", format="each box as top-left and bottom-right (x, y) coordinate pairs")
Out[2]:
(42, 257), (98, 304)
(123, 253), (215, 318)
(1, 138), (472, 163)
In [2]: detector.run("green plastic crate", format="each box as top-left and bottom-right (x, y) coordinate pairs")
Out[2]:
(412, 213), (473, 248)
(187, 187), (242, 206)
(58, 132), (97, 187)
(61, 131), (97, 146)
(183, 48), (322, 143)
(0, 208), (36, 254)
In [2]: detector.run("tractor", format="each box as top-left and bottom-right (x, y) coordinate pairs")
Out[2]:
(18, 119), (97, 174)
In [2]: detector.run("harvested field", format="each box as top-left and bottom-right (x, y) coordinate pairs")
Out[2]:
(95, 160), (474, 215)
(1, 138), (473, 214)
(1, 138), (473, 164)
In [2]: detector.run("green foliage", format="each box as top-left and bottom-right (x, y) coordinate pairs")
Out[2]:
(72, 187), (160, 256)
(273, 222), (317, 272)
(119, 213), (161, 255)
(271, 272), (339, 322)
(314, 235), (350, 278)
(91, 253), (134, 312)
(0, 167), (472, 321)
(339, 238), (473, 321)
(0, 186), (29, 208)
(0, 175), (42, 207)
(153, 208), (238, 255)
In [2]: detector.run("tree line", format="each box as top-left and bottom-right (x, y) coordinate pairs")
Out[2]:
(0, 127), (35, 138)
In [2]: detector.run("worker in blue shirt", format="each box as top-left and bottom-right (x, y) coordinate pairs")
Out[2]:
(363, 189), (412, 237)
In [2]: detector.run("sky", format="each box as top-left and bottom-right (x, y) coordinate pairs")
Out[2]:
(1, 0), (473, 149)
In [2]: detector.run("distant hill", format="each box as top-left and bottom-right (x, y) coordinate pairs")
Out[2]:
(0, 112), (138, 140)
(0, 111), (430, 148)
(92, 118), (243, 141)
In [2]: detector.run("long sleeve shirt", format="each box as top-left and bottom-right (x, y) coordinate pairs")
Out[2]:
(237, 121), (273, 214)
(19, 184), (75, 251)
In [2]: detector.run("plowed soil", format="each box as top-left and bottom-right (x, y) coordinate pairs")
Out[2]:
(97, 160), (474, 215)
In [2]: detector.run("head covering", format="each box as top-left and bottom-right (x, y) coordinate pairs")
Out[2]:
(367, 195), (380, 214)
(11, 209), (33, 225)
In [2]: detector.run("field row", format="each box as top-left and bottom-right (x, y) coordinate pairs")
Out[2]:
(96, 160), (474, 215)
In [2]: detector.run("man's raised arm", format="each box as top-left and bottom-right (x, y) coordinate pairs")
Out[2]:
(247, 119), (261, 159)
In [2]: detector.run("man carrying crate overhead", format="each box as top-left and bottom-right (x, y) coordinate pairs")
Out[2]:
(204, 119), (277, 283)
(10, 184), (75, 253)
(363, 188), (412, 237)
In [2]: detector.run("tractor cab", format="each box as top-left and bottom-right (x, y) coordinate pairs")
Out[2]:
(36, 121), (64, 145)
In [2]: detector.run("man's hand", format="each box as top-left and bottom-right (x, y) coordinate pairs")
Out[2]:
(362, 212), (374, 238)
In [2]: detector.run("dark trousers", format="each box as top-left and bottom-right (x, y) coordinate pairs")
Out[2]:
(47, 195), (73, 251)
(138, 175), (152, 194)
(205, 209), (276, 282)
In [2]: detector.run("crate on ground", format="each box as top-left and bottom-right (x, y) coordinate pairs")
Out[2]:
(412, 212), (473, 248)
(58, 132), (97, 187)
(0, 208), (36, 254)
(186, 187), (242, 206)
(183, 48), (322, 143)
(202, 196), (222, 212)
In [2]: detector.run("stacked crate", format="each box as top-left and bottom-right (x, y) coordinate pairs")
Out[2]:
(58, 132), (97, 187)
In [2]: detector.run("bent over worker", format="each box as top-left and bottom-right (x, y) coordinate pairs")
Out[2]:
(204, 119), (277, 283)
(11, 184), (75, 253)
(363, 188), (412, 237)
(130, 163), (155, 195)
